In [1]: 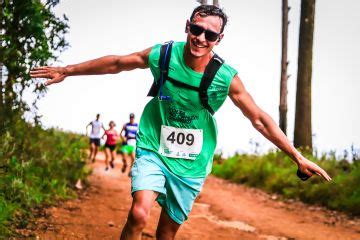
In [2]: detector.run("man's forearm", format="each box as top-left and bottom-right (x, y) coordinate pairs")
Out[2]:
(65, 56), (121, 77)
(254, 113), (303, 164)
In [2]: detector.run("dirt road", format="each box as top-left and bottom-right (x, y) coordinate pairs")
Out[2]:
(35, 153), (360, 239)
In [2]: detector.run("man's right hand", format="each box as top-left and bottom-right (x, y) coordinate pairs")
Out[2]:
(30, 66), (67, 86)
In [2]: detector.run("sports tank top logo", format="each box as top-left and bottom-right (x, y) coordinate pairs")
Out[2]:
(168, 106), (199, 124)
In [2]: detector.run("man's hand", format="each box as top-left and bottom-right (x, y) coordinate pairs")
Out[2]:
(30, 66), (67, 86)
(297, 157), (332, 181)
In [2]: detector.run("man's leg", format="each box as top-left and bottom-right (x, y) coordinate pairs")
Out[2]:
(110, 149), (116, 168)
(127, 150), (135, 177)
(130, 151), (135, 168)
(121, 152), (128, 173)
(93, 145), (99, 162)
(156, 209), (181, 240)
(104, 147), (110, 170)
(120, 190), (159, 240)
(89, 142), (95, 161)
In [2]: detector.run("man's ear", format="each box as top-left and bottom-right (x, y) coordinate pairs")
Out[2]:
(185, 20), (190, 33)
(216, 33), (224, 45)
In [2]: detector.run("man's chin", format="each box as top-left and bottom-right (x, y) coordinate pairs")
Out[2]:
(190, 48), (207, 58)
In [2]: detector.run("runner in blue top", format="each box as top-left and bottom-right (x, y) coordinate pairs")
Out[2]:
(120, 113), (138, 174)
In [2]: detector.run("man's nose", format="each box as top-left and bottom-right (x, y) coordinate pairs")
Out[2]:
(198, 32), (207, 42)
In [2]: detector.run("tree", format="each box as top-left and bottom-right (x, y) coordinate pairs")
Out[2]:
(196, 0), (208, 5)
(294, 0), (315, 150)
(0, 0), (69, 133)
(279, 0), (290, 135)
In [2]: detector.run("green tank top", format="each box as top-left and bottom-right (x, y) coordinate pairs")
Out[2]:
(136, 42), (237, 177)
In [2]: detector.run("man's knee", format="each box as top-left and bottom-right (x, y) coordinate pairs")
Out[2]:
(128, 203), (150, 229)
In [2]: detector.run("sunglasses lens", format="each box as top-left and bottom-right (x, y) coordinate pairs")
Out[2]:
(189, 23), (219, 42)
(205, 31), (219, 42)
(189, 24), (203, 36)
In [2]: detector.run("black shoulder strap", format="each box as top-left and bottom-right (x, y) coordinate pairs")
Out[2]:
(147, 41), (173, 97)
(199, 54), (224, 115)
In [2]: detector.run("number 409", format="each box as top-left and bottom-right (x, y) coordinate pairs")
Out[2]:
(166, 131), (194, 146)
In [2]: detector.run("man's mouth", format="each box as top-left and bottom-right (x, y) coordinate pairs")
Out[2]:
(192, 40), (207, 49)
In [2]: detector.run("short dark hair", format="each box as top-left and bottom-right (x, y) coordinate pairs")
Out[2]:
(190, 5), (228, 33)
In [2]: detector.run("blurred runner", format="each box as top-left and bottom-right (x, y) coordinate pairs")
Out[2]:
(120, 113), (138, 175)
(102, 121), (119, 171)
(86, 113), (105, 162)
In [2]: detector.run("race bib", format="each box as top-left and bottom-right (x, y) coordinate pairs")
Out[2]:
(159, 125), (203, 160)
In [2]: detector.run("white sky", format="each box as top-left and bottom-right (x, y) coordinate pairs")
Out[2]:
(37, 0), (360, 156)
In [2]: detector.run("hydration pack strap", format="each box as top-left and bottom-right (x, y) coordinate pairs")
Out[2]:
(147, 41), (173, 97)
(199, 54), (224, 115)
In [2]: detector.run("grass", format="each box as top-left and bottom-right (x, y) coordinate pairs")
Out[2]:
(0, 120), (90, 237)
(212, 150), (360, 216)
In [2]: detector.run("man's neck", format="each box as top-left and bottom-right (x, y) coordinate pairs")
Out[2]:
(183, 45), (212, 73)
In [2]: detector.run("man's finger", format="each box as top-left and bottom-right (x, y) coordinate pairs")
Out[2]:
(32, 66), (50, 71)
(45, 79), (55, 86)
(315, 168), (332, 181)
(30, 73), (51, 78)
(44, 81), (53, 86)
(45, 77), (63, 86)
(30, 69), (49, 74)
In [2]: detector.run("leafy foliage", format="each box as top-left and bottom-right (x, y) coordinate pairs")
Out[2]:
(0, 0), (69, 131)
(212, 151), (360, 216)
(0, 118), (90, 237)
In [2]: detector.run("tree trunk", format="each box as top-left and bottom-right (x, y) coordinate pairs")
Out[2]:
(200, 0), (207, 5)
(279, 0), (290, 135)
(294, 0), (315, 150)
(213, 0), (219, 7)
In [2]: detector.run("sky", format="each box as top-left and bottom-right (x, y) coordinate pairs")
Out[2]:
(36, 0), (360, 157)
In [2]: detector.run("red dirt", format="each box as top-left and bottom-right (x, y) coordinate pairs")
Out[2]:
(34, 153), (360, 239)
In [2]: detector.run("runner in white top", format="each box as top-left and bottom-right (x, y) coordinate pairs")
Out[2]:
(86, 113), (105, 162)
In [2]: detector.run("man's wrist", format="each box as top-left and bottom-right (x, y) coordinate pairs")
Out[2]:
(292, 151), (304, 166)
(63, 65), (72, 77)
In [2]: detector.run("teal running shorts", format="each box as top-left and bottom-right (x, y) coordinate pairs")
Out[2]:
(131, 147), (205, 224)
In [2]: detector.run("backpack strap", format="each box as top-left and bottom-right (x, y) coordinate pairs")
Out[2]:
(147, 41), (173, 97)
(199, 54), (224, 115)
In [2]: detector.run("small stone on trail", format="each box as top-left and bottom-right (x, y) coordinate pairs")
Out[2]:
(108, 221), (115, 227)
(75, 179), (83, 189)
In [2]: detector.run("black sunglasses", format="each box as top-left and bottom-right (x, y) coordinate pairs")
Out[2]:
(189, 23), (220, 42)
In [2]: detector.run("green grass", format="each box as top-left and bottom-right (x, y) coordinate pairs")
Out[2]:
(0, 121), (90, 237)
(212, 151), (360, 216)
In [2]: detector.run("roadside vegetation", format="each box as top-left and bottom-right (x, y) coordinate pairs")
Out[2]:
(212, 149), (360, 216)
(0, 118), (89, 237)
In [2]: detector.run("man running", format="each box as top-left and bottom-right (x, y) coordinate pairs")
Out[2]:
(120, 113), (138, 174)
(31, 5), (331, 239)
(86, 113), (105, 162)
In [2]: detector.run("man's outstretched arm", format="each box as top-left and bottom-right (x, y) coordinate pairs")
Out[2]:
(30, 47), (152, 86)
(228, 75), (331, 181)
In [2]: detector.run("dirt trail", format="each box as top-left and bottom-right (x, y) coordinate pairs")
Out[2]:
(35, 153), (360, 239)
